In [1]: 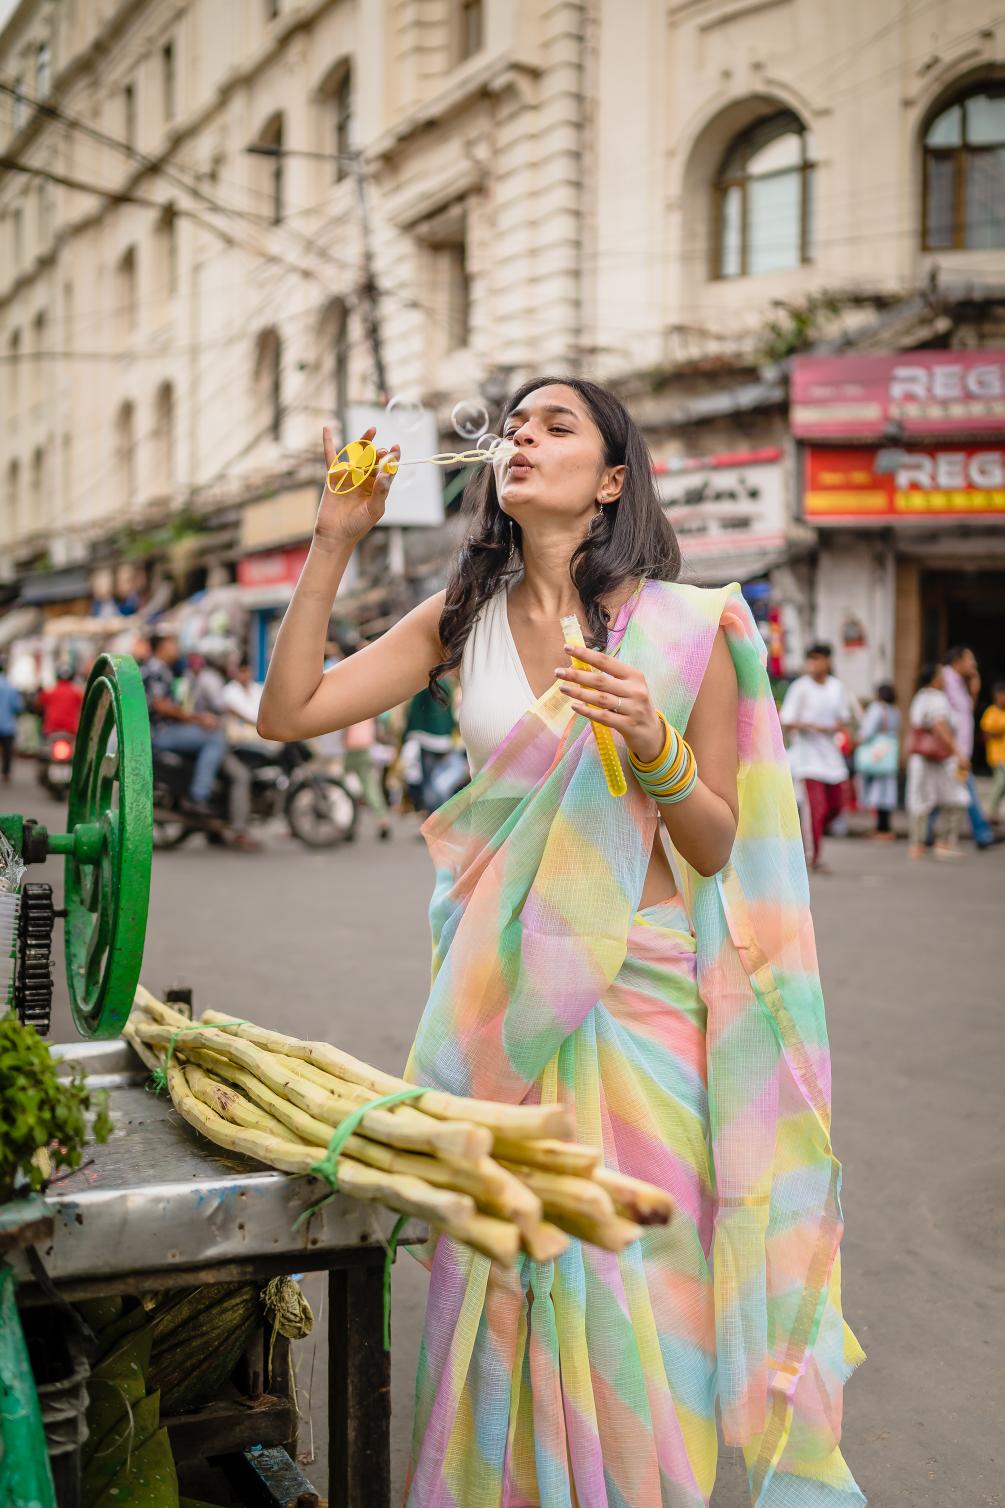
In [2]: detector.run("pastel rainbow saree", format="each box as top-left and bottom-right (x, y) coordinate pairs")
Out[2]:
(404, 581), (865, 1507)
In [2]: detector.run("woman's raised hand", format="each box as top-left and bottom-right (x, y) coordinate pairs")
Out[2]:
(314, 425), (400, 548)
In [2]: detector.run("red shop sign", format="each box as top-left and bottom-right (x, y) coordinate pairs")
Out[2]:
(237, 545), (310, 589)
(791, 350), (1005, 439)
(803, 445), (1005, 524)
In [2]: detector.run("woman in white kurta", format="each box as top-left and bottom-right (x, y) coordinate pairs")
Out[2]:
(906, 663), (969, 859)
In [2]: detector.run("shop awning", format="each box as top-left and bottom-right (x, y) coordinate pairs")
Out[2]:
(679, 545), (792, 587)
(20, 568), (92, 605)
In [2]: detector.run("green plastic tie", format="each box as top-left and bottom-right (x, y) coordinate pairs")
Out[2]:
(292, 1084), (428, 1351)
(148, 1018), (250, 1094)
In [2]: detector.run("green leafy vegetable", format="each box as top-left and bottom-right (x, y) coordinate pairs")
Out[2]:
(0, 1011), (111, 1203)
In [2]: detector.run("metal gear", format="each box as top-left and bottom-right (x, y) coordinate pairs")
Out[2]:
(15, 882), (56, 1034)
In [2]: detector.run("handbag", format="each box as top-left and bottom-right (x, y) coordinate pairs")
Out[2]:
(854, 732), (899, 776)
(908, 725), (954, 761)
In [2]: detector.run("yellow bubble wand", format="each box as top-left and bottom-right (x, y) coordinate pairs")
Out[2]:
(327, 438), (517, 494)
(559, 613), (628, 798)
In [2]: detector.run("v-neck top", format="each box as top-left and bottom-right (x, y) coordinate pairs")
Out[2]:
(457, 577), (645, 775)
(458, 581), (535, 775)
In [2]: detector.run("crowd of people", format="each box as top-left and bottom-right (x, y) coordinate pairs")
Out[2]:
(129, 629), (467, 849)
(2, 630), (1000, 866)
(781, 640), (1003, 870)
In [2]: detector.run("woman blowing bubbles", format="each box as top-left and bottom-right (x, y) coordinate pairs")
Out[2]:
(259, 379), (865, 1507)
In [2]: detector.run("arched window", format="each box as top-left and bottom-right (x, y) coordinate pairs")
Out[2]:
(255, 328), (282, 442)
(923, 84), (1005, 250)
(6, 459), (20, 542)
(255, 113), (284, 223)
(714, 110), (814, 278)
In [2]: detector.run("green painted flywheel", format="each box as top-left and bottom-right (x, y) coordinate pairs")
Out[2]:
(63, 653), (152, 1039)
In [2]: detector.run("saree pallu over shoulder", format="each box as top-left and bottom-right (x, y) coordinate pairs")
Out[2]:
(406, 580), (865, 1504)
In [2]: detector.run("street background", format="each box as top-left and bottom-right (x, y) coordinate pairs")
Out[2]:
(3, 0), (1005, 1502)
(21, 762), (1000, 1507)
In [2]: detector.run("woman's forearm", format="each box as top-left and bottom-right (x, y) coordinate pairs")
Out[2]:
(258, 528), (354, 738)
(657, 783), (737, 877)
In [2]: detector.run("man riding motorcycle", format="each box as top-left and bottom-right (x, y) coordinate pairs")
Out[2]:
(141, 630), (240, 841)
(189, 639), (259, 852)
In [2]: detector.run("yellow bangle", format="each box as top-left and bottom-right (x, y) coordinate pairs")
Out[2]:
(628, 711), (675, 772)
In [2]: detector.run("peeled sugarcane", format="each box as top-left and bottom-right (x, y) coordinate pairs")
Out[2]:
(132, 990), (673, 1265)
(199, 1006), (575, 1142)
(164, 1058), (517, 1264)
(592, 1167), (676, 1226)
(131, 1018), (491, 1162)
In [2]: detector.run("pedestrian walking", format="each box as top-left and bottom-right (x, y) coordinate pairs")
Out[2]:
(401, 681), (458, 815)
(906, 663), (970, 861)
(933, 646), (994, 849)
(0, 659), (23, 783)
(259, 380), (865, 1505)
(780, 642), (853, 872)
(854, 682), (901, 839)
(343, 710), (393, 841)
(980, 680), (1005, 820)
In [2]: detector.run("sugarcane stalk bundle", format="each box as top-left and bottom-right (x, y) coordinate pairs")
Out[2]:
(127, 988), (675, 1267)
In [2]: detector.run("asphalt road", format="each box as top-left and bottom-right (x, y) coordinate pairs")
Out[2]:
(16, 761), (1003, 1507)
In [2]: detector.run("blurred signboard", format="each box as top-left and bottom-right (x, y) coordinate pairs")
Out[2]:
(344, 404), (445, 527)
(803, 445), (1005, 523)
(237, 545), (310, 589)
(791, 351), (1005, 439)
(653, 448), (787, 554)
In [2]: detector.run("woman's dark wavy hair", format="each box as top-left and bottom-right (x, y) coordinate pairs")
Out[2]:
(428, 376), (681, 700)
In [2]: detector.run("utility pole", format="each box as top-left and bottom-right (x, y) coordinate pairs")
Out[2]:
(349, 150), (388, 406)
(346, 154), (404, 577)
(247, 142), (401, 576)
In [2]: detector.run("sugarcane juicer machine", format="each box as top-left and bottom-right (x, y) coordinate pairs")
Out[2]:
(2, 653), (151, 1038)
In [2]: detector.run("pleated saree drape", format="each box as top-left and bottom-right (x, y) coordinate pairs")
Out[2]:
(404, 581), (865, 1507)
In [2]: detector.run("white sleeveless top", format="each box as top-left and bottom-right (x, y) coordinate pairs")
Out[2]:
(458, 583), (538, 774)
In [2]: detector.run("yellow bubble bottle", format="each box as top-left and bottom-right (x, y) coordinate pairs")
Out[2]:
(559, 613), (627, 797)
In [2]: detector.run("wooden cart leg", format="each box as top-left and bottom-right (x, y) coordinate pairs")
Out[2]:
(328, 1254), (391, 1508)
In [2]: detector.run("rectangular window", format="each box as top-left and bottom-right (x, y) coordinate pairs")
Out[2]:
(717, 184), (742, 278)
(335, 70), (352, 183)
(444, 241), (470, 350)
(162, 41), (175, 122)
(12, 206), (23, 266)
(747, 171), (801, 274)
(924, 153), (956, 250)
(124, 82), (136, 147)
(965, 147), (1005, 249)
(459, 0), (483, 61)
(13, 77), (26, 132)
(36, 41), (50, 100)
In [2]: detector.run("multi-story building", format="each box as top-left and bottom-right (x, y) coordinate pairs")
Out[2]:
(1, 0), (1003, 706)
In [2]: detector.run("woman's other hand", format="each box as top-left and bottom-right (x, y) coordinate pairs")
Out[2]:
(556, 642), (664, 763)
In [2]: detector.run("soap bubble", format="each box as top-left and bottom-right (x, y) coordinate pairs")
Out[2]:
(475, 431), (501, 452)
(385, 395), (423, 432)
(451, 399), (490, 440)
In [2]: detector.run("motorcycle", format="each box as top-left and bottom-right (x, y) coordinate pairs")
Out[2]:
(152, 740), (358, 849)
(38, 730), (76, 798)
